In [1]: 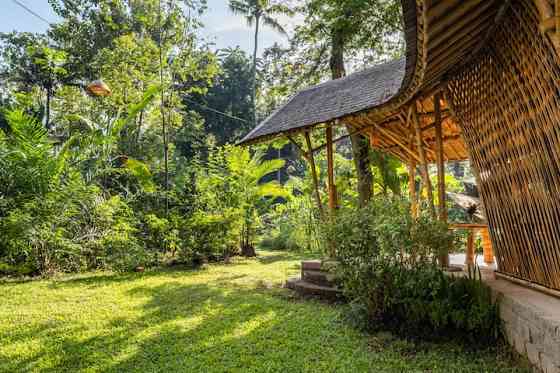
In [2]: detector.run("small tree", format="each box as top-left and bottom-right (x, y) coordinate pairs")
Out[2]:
(198, 145), (288, 256)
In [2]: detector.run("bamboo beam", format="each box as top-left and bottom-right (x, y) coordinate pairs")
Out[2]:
(310, 125), (370, 154)
(373, 124), (422, 163)
(326, 124), (337, 214)
(412, 103), (436, 218)
(286, 135), (309, 161)
(434, 93), (449, 267)
(304, 131), (324, 219)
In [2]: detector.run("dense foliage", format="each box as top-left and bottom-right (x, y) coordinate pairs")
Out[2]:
(0, 0), (474, 279)
(328, 198), (500, 344)
(0, 0), (293, 275)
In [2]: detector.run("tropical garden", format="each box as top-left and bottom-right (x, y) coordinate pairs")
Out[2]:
(0, 0), (529, 371)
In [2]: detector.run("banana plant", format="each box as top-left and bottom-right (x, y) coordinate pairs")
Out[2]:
(63, 85), (160, 192)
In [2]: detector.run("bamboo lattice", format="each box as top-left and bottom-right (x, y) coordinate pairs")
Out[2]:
(447, 0), (560, 290)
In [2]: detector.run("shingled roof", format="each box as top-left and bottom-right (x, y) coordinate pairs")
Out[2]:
(239, 58), (406, 145)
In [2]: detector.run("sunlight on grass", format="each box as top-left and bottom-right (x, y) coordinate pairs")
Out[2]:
(0, 250), (528, 372)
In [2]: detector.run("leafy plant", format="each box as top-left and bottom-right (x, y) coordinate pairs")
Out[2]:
(327, 197), (499, 344)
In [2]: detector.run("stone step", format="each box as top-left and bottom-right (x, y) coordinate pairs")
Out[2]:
(302, 269), (336, 287)
(301, 260), (322, 271)
(285, 278), (342, 300)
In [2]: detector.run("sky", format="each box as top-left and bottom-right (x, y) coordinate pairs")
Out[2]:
(0, 0), (295, 54)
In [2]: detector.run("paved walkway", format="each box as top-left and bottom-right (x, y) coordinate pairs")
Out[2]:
(449, 252), (497, 270)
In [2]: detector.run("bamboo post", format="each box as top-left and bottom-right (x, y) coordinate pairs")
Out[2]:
(481, 227), (494, 265)
(304, 131), (325, 219)
(434, 93), (447, 222)
(465, 228), (475, 267)
(434, 93), (449, 267)
(326, 124), (337, 214)
(408, 160), (417, 218)
(411, 103), (436, 218)
(325, 123), (337, 258)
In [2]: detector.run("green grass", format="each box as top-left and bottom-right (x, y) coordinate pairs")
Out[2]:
(0, 250), (529, 372)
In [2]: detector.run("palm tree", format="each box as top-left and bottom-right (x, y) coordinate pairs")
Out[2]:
(226, 146), (288, 256)
(228, 0), (292, 125)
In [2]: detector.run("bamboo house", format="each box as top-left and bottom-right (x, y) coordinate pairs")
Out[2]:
(240, 0), (560, 296)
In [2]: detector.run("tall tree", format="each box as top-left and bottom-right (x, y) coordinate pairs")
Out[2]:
(228, 0), (292, 124)
(190, 47), (254, 145)
(292, 0), (402, 207)
(0, 33), (69, 129)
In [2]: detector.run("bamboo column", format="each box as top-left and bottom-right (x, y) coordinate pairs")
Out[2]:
(465, 229), (475, 267)
(325, 123), (337, 258)
(434, 93), (449, 267)
(326, 124), (337, 214)
(304, 131), (325, 219)
(408, 159), (417, 218)
(481, 227), (494, 265)
(411, 103), (436, 218)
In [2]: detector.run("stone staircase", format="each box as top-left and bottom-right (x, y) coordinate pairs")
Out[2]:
(285, 260), (342, 300)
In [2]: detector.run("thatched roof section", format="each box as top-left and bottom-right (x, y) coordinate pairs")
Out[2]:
(240, 59), (405, 145)
(238, 0), (504, 163)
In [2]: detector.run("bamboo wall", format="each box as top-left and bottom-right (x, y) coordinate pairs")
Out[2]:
(447, 0), (560, 290)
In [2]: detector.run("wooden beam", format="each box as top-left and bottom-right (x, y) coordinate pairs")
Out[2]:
(540, 15), (559, 32)
(424, 134), (462, 143)
(412, 103), (436, 219)
(373, 124), (422, 163)
(286, 135), (310, 161)
(434, 93), (449, 267)
(310, 125), (370, 154)
(418, 109), (450, 120)
(304, 131), (324, 219)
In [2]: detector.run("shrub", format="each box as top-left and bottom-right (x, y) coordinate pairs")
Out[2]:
(328, 197), (499, 344)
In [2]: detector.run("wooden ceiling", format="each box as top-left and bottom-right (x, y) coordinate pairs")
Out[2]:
(335, 0), (507, 164)
(343, 93), (468, 163)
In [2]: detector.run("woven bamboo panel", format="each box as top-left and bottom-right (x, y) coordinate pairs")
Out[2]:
(447, 0), (560, 290)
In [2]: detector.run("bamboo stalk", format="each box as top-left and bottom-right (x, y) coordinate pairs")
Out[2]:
(326, 124), (337, 214)
(434, 93), (449, 267)
(411, 103), (436, 218)
(408, 159), (417, 218)
(304, 131), (325, 219)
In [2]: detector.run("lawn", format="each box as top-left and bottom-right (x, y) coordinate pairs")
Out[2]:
(0, 251), (528, 372)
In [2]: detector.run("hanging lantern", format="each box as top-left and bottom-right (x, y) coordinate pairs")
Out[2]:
(86, 80), (112, 97)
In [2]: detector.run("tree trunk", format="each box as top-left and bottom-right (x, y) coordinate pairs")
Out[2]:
(241, 223), (256, 257)
(45, 87), (51, 129)
(329, 29), (372, 208)
(277, 146), (281, 183)
(252, 15), (260, 126)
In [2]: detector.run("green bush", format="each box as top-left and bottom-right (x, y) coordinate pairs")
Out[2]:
(328, 197), (499, 344)
(259, 177), (322, 253)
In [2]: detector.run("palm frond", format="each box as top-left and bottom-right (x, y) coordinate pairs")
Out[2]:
(255, 181), (288, 199)
(261, 15), (287, 35)
(123, 158), (156, 193)
(252, 158), (285, 182)
(112, 84), (160, 137)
